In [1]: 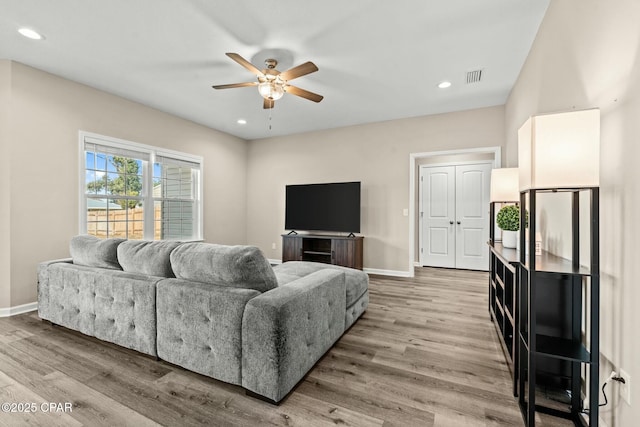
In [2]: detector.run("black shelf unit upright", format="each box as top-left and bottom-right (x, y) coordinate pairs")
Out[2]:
(488, 201), (520, 397)
(517, 187), (600, 427)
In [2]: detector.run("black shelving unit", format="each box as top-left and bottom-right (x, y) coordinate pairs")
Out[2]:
(517, 188), (599, 427)
(488, 201), (520, 397)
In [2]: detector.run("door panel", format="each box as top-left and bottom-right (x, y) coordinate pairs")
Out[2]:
(462, 227), (484, 256)
(420, 163), (491, 271)
(429, 227), (450, 255)
(332, 239), (353, 266)
(421, 166), (455, 268)
(282, 236), (302, 262)
(455, 164), (491, 270)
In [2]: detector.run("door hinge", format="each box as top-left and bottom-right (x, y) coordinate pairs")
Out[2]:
(420, 211), (424, 218)
(421, 175), (423, 182)
(421, 248), (423, 253)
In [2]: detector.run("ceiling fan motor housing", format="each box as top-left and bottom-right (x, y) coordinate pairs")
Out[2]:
(264, 59), (278, 69)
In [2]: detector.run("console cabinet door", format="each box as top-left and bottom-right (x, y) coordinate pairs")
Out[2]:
(332, 239), (363, 269)
(282, 236), (302, 261)
(332, 239), (350, 267)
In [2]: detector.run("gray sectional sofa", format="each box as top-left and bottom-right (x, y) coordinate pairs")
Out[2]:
(37, 235), (368, 403)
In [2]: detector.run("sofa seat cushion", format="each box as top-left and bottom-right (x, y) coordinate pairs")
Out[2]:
(170, 243), (278, 293)
(70, 235), (125, 270)
(117, 240), (182, 278)
(273, 261), (368, 307)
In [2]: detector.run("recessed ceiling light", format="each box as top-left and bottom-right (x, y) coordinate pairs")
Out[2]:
(438, 81), (452, 89)
(18, 27), (43, 40)
(237, 119), (247, 125)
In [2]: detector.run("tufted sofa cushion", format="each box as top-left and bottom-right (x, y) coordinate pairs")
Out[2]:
(170, 243), (277, 293)
(117, 240), (182, 278)
(39, 262), (159, 356)
(70, 235), (125, 270)
(156, 279), (261, 385)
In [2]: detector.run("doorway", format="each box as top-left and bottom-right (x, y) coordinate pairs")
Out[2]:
(419, 162), (492, 270)
(408, 147), (501, 277)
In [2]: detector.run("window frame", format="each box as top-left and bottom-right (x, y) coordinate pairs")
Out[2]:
(79, 131), (203, 241)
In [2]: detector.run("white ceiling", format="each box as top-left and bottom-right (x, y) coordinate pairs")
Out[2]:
(0, 0), (550, 140)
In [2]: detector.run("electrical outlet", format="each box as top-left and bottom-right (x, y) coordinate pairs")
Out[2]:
(271, 243), (277, 250)
(620, 369), (631, 405)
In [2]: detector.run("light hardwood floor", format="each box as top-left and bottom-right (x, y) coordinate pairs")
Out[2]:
(0, 267), (571, 426)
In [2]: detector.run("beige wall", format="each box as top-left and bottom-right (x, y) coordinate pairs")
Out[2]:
(1, 61), (248, 309)
(246, 106), (505, 273)
(0, 61), (10, 309)
(505, 1), (640, 423)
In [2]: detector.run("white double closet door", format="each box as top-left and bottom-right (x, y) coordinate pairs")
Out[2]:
(420, 163), (491, 271)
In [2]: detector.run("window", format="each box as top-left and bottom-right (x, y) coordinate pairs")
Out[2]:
(153, 156), (200, 240)
(81, 132), (202, 240)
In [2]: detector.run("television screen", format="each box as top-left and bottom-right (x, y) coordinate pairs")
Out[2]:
(285, 182), (361, 233)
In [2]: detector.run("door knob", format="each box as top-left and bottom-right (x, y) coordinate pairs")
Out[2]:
(457, 221), (461, 225)
(449, 221), (454, 225)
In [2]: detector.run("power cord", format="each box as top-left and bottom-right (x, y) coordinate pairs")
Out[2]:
(581, 372), (626, 414)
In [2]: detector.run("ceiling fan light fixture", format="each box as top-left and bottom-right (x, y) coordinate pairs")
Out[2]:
(258, 81), (284, 101)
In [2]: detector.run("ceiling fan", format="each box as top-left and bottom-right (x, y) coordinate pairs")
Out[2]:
(212, 53), (323, 109)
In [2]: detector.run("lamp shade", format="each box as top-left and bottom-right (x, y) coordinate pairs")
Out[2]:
(518, 109), (600, 190)
(490, 168), (519, 202)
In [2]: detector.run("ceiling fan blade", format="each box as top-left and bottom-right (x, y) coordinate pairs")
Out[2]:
(263, 98), (275, 109)
(284, 85), (324, 103)
(212, 82), (258, 90)
(280, 62), (318, 81)
(226, 52), (264, 77)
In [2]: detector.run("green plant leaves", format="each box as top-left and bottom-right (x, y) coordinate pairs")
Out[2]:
(496, 204), (520, 231)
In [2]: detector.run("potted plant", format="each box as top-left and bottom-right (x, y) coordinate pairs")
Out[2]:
(496, 204), (520, 249)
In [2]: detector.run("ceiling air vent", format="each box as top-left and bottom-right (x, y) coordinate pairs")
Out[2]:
(466, 69), (483, 84)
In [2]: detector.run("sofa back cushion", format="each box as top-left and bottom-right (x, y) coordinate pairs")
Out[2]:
(117, 240), (182, 277)
(70, 235), (125, 270)
(170, 243), (277, 292)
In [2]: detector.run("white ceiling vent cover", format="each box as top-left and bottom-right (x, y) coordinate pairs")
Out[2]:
(466, 69), (483, 84)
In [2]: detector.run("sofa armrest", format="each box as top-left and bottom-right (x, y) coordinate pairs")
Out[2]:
(241, 269), (346, 403)
(37, 258), (73, 320)
(39, 258), (73, 269)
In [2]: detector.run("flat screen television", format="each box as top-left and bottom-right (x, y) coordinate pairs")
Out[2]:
(285, 182), (361, 234)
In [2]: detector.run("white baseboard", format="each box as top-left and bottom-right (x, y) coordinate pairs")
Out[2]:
(0, 301), (38, 317)
(268, 259), (282, 265)
(413, 261), (422, 267)
(363, 268), (412, 278)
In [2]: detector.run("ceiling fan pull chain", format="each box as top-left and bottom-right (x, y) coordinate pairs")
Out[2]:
(269, 108), (273, 131)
